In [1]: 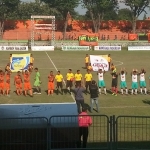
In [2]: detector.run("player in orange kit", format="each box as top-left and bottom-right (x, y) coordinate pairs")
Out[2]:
(5, 71), (11, 96)
(14, 71), (23, 95)
(22, 70), (33, 97)
(48, 71), (55, 96)
(0, 70), (5, 95)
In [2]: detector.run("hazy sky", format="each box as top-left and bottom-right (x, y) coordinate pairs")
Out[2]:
(22, 0), (149, 19)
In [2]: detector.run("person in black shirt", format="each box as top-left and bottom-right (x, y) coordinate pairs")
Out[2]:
(89, 80), (99, 112)
(111, 70), (118, 96)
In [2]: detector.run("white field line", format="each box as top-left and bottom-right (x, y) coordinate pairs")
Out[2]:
(39, 68), (69, 70)
(100, 106), (150, 109)
(113, 60), (123, 66)
(45, 52), (76, 102)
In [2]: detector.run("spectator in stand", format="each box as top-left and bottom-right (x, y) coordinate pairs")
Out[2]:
(107, 35), (109, 40)
(103, 35), (106, 40)
(114, 35), (117, 40)
(74, 83), (85, 114)
(77, 107), (92, 148)
(89, 80), (99, 113)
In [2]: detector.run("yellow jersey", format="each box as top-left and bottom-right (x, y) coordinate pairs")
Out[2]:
(30, 57), (34, 63)
(107, 57), (112, 63)
(66, 73), (74, 81)
(75, 73), (82, 81)
(55, 74), (63, 82)
(85, 73), (92, 81)
(85, 56), (89, 63)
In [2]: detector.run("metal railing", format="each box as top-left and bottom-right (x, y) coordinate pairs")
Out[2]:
(0, 115), (150, 150)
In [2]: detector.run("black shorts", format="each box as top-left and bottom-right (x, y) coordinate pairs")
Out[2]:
(57, 82), (63, 88)
(66, 80), (73, 88)
(112, 80), (117, 87)
(75, 81), (81, 86)
(85, 81), (91, 87)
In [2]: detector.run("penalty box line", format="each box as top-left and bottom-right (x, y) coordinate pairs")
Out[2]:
(45, 52), (76, 102)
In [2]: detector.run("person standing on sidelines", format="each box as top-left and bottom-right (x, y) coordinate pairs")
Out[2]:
(74, 70), (83, 86)
(22, 70), (33, 97)
(5, 70), (11, 96)
(89, 80), (99, 113)
(0, 70), (5, 95)
(131, 69), (138, 95)
(48, 71), (55, 96)
(108, 54), (112, 70)
(77, 107), (92, 148)
(119, 68), (128, 95)
(66, 69), (74, 94)
(111, 69), (118, 96)
(33, 68), (41, 94)
(97, 68), (107, 95)
(74, 83), (85, 114)
(84, 69), (93, 94)
(55, 71), (63, 95)
(14, 71), (23, 95)
(139, 68), (147, 94)
(85, 54), (89, 69)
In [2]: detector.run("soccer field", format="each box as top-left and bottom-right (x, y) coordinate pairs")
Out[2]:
(0, 49), (150, 116)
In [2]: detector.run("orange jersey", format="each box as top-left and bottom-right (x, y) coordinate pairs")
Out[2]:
(0, 75), (4, 83)
(14, 75), (22, 84)
(6, 74), (10, 84)
(48, 75), (55, 82)
(23, 74), (30, 83)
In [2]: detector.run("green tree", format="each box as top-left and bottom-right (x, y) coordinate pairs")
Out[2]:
(41, 0), (79, 40)
(0, 0), (20, 39)
(118, 8), (132, 21)
(121, 0), (150, 33)
(82, 0), (118, 33)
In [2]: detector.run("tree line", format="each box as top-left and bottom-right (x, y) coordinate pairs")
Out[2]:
(0, 0), (150, 39)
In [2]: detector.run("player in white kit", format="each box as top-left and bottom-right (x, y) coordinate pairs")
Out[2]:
(131, 69), (138, 95)
(119, 68), (128, 95)
(97, 69), (107, 95)
(139, 68), (147, 94)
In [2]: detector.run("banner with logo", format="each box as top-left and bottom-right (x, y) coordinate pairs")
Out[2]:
(128, 46), (150, 51)
(94, 46), (121, 51)
(90, 55), (109, 71)
(0, 46), (28, 51)
(31, 46), (54, 51)
(10, 53), (30, 72)
(62, 46), (89, 51)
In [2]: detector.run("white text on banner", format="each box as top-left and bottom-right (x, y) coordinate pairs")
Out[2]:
(94, 46), (121, 51)
(62, 46), (89, 51)
(0, 46), (28, 51)
(128, 46), (150, 51)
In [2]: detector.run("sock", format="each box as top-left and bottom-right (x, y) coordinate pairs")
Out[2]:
(144, 88), (147, 94)
(125, 89), (128, 94)
(121, 89), (123, 94)
(99, 88), (101, 93)
(38, 87), (41, 93)
(115, 87), (118, 94)
(112, 87), (115, 93)
(135, 89), (137, 94)
(140, 88), (142, 93)
(104, 88), (106, 94)
(131, 89), (133, 94)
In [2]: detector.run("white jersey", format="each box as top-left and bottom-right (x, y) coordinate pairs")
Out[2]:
(140, 73), (145, 81)
(120, 73), (126, 82)
(98, 72), (104, 81)
(132, 74), (138, 82)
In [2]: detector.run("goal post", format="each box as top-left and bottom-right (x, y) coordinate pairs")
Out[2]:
(30, 15), (55, 50)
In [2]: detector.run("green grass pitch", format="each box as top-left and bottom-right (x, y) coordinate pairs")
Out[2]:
(0, 49), (150, 116)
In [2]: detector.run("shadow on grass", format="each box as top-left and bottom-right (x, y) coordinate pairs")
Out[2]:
(142, 99), (150, 105)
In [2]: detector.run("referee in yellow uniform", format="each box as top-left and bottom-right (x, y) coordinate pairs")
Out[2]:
(66, 69), (74, 94)
(85, 54), (89, 69)
(55, 71), (63, 95)
(74, 70), (83, 86)
(84, 69), (93, 93)
(108, 54), (112, 70)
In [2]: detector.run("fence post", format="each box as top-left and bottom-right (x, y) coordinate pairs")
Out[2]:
(112, 115), (116, 150)
(109, 116), (113, 150)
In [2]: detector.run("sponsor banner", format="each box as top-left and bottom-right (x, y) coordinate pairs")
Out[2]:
(62, 46), (89, 51)
(90, 55), (109, 71)
(31, 46), (54, 51)
(10, 53), (30, 72)
(0, 46), (28, 51)
(94, 46), (121, 51)
(128, 46), (150, 51)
